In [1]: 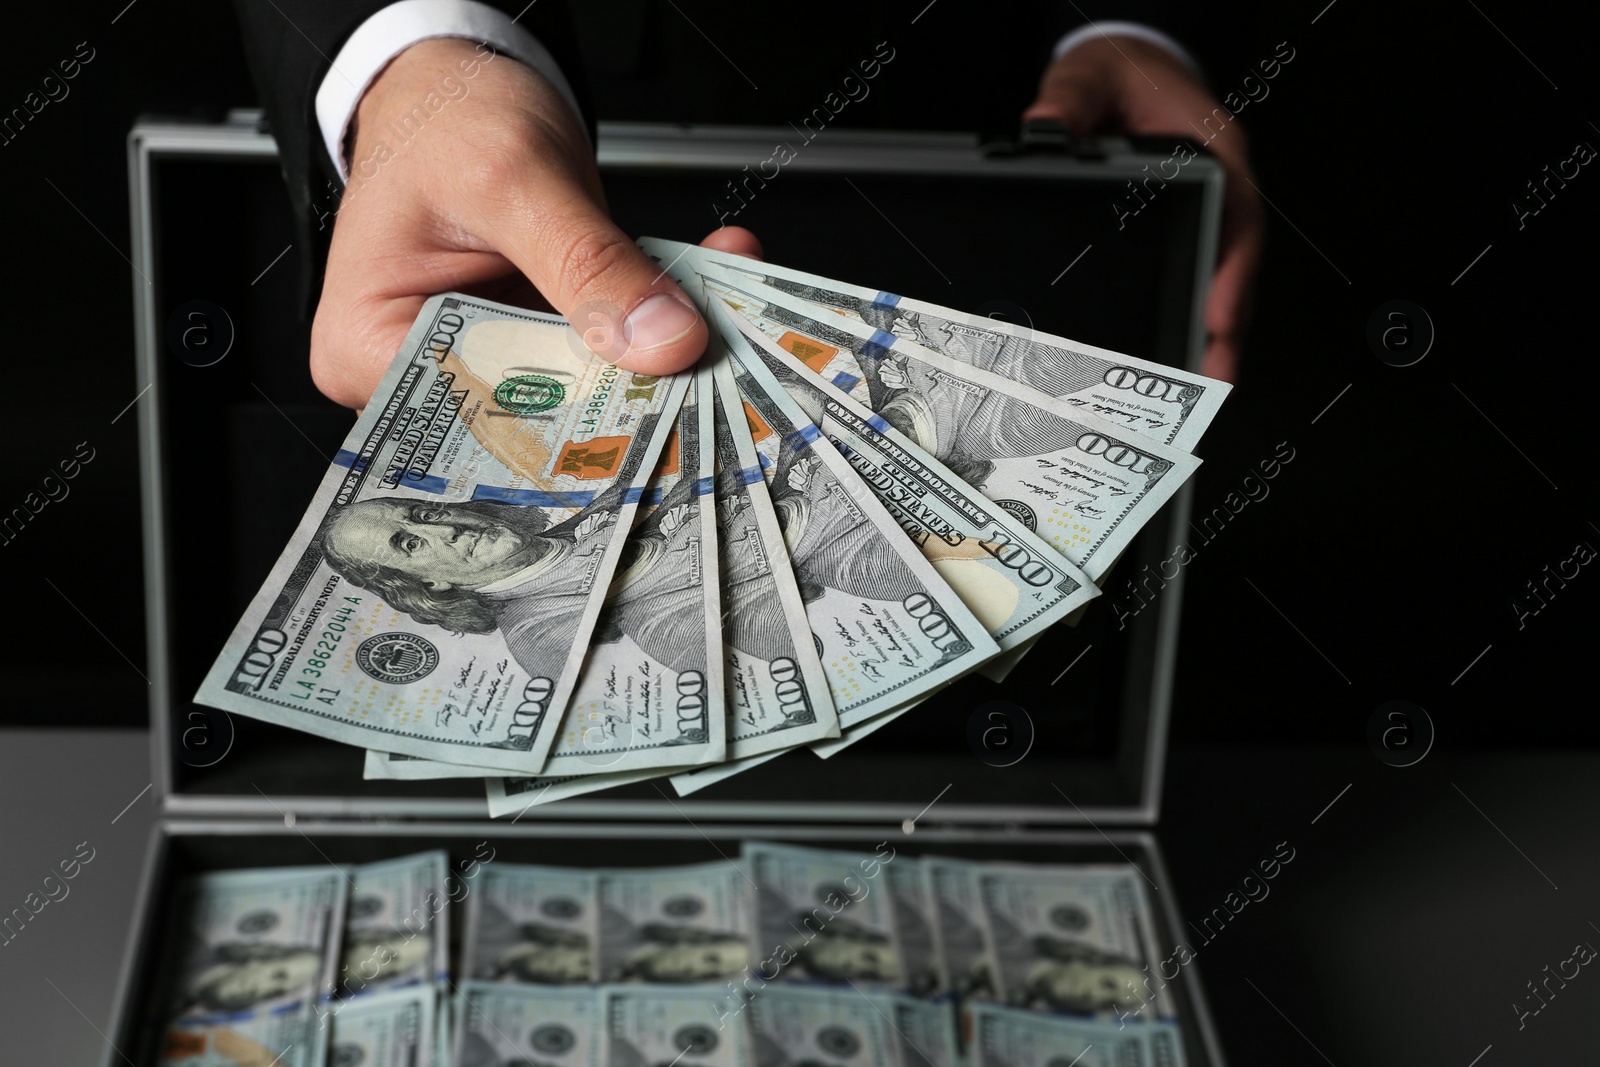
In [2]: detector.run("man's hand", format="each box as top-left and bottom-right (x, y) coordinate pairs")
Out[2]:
(315, 39), (760, 410)
(1025, 36), (1264, 383)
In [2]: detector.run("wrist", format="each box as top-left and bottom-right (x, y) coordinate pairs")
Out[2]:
(350, 38), (488, 166)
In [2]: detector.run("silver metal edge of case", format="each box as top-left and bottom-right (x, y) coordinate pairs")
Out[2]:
(160, 794), (1160, 825)
(1140, 155), (1222, 825)
(1140, 830), (1230, 1067)
(129, 125), (171, 811)
(101, 821), (168, 1067)
(152, 819), (1176, 844)
(131, 119), (1209, 826)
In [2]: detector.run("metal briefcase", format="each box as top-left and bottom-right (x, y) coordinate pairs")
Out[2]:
(108, 114), (1228, 1066)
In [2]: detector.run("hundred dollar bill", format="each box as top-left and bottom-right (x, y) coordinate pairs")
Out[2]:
(484, 766), (666, 813)
(689, 265), (1199, 582)
(664, 239), (1229, 452)
(672, 316), (1036, 793)
(717, 343), (1001, 727)
(660, 358), (859, 795)
(746, 984), (897, 1067)
(485, 356), (845, 813)
(808, 696), (928, 759)
(158, 1013), (322, 1067)
(976, 863), (1172, 1019)
(968, 1003), (1189, 1067)
(883, 992), (963, 1067)
(196, 293), (688, 773)
(454, 982), (600, 1067)
(338, 851), (449, 996)
(158, 866), (346, 1067)
(366, 366), (723, 782)
(744, 841), (904, 987)
(884, 857), (940, 998)
(624, 342), (953, 799)
(700, 356), (841, 755)
(924, 858), (993, 1001)
(328, 985), (434, 1067)
(463, 864), (597, 983)
(669, 747), (785, 796)
(599, 983), (751, 1067)
(597, 860), (752, 983)
(714, 301), (1098, 651)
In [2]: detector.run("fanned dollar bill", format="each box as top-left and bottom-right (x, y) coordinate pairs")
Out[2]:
(968, 1003), (1188, 1067)
(745, 841), (905, 988)
(157, 866), (347, 1067)
(339, 851), (449, 997)
(663, 239), (1229, 452)
(600, 983), (752, 1067)
(366, 366), (724, 782)
(746, 984), (898, 1067)
(596, 860), (752, 983)
(690, 264), (1199, 581)
(976, 863), (1172, 1019)
(712, 300), (1099, 651)
(454, 982), (600, 1067)
(197, 293), (688, 772)
(484, 766), (668, 813)
(484, 356), (842, 814)
(669, 746), (786, 796)
(700, 356), (842, 757)
(463, 864), (598, 983)
(662, 337), (998, 796)
(327, 985), (435, 1067)
(719, 339), (1001, 728)
(808, 695), (929, 759)
(652, 334), (998, 799)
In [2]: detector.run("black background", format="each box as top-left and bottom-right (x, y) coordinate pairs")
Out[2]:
(2, 0), (1594, 744)
(0, 1), (1596, 1063)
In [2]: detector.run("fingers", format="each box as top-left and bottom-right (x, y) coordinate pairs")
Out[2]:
(1023, 54), (1117, 136)
(1200, 336), (1239, 385)
(1025, 38), (1265, 385)
(1201, 181), (1265, 385)
(486, 167), (708, 376)
(310, 294), (425, 411)
(701, 225), (764, 260)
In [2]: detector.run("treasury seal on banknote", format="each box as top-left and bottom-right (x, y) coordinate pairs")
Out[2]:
(354, 632), (440, 684)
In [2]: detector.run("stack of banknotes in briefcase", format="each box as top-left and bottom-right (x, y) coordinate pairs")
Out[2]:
(152, 841), (1187, 1067)
(195, 239), (1230, 812)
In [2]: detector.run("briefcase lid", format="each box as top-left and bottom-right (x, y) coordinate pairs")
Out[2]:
(129, 118), (1220, 828)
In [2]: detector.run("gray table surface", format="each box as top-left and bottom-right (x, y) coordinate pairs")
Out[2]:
(4, 729), (1598, 1065)
(0, 729), (157, 1066)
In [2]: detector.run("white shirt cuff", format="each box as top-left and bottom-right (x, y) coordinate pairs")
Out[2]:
(314, 0), (587, 183)
(1052, 20), (1200, 75)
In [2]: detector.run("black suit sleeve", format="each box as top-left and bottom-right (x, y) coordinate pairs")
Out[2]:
(229, 0), (591, 315)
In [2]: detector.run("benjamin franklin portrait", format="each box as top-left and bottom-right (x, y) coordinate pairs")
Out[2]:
(321, 484), (703, 680)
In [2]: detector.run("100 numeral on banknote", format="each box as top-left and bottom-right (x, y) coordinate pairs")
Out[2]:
(197, 294), (688, 773)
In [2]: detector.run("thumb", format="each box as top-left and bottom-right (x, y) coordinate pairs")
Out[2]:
(493, 174), (708, 376)
(1022, 54), (1117, 137)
